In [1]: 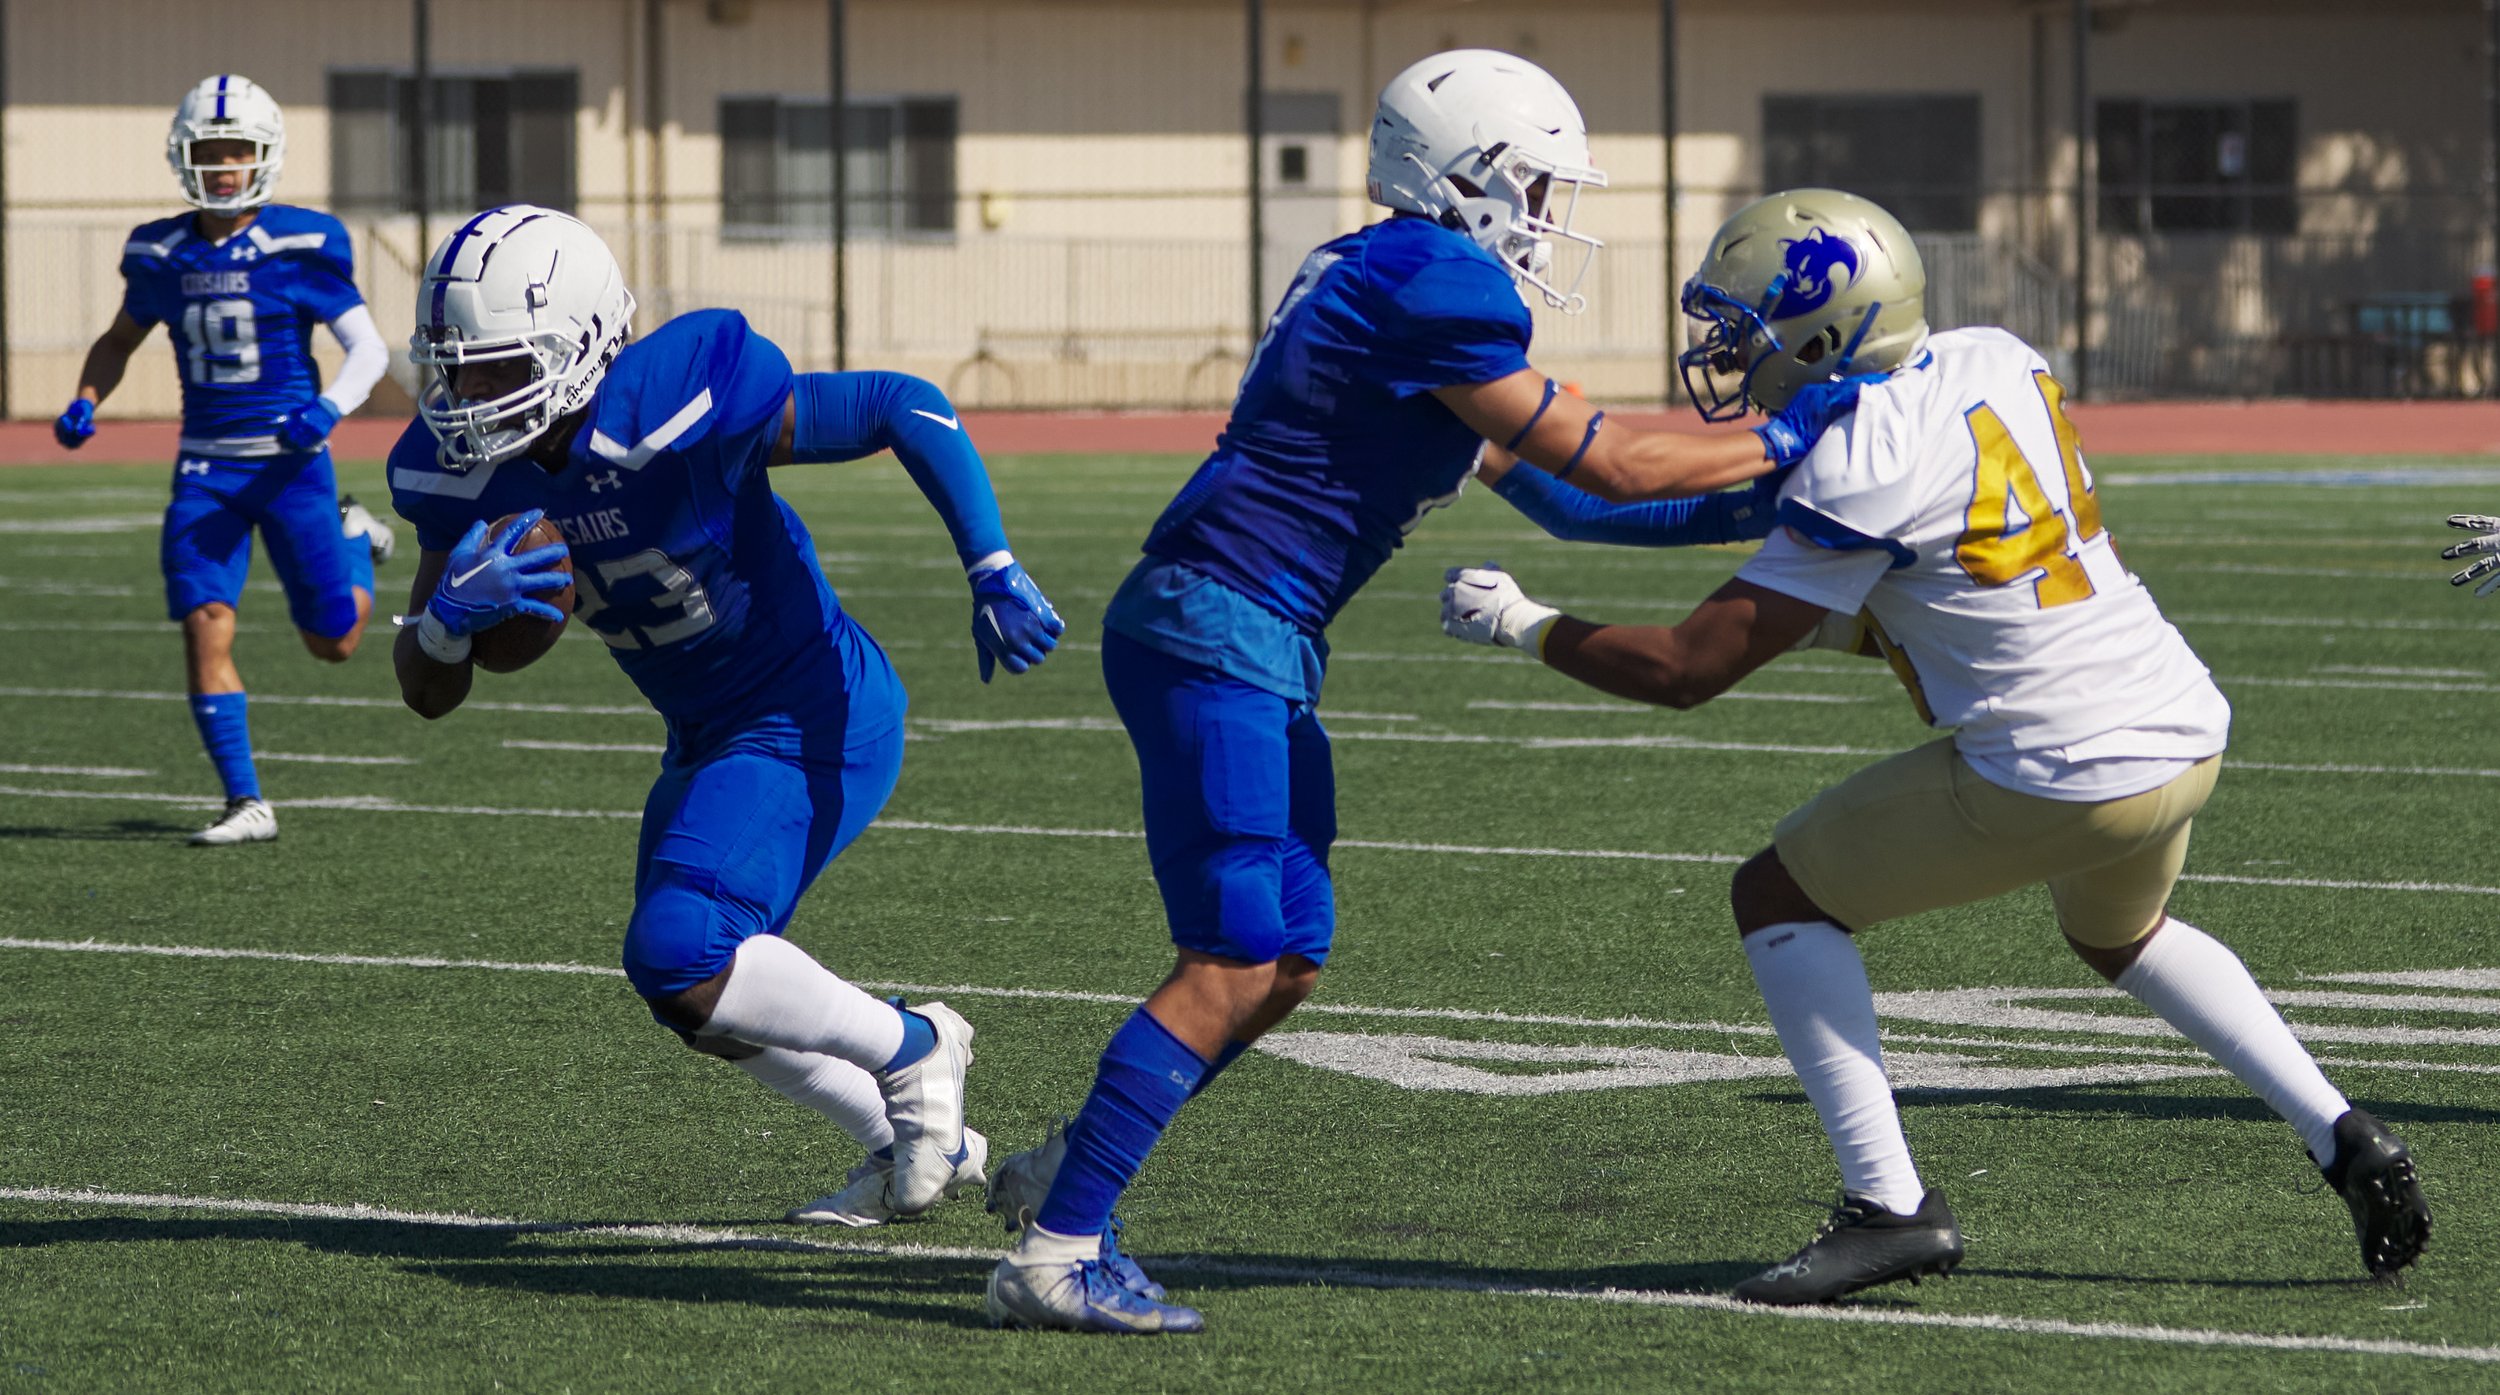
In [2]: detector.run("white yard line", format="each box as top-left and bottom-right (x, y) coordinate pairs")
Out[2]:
(4, 784), (2498, 895)
(0, 514), (163, 536)
(0, 762), (150, 777)
(0, 935), (2488, 1068)
(0, 686), (654, 716)
(255, 753), (418, 766)
(0, 1186), (2486, 1364)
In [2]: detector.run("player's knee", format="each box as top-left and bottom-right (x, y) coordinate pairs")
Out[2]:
(647, 967), (733, 1033)
(2064, 913), (2165, 983)
(180, 603), (235, 640)
(1730, 846), (1830, 936)
(1269, 955), (1322, 1011)
(622, 864), (742, 1006)
(300, 627), (361, 663)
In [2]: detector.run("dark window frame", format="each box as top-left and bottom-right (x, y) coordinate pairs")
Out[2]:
(718, 93), (959, 240)
(1761, 93), (1983, 233)
(328, 68), (579, 216)
(2096, 97), (2298, 235)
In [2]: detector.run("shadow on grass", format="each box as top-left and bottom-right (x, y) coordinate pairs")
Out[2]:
(0, 1210), (2401, 1315)
(0, 1215), (994, 1329)
(0, 819), (194, 843)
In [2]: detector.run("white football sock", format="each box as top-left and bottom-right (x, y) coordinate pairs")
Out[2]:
(734, 1046), (895, 1151)
(2115, 918), (2349, 1165)
(1744, 921), (1927, 1216)
(700, 933), (905, 1073)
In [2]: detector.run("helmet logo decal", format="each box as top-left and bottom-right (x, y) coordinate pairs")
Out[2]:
(1769, 228), (1860, 320)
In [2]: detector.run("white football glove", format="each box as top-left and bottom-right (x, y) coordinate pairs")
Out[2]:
(1441, 563), (1562, 653)
(2442, 514), (2500, 597)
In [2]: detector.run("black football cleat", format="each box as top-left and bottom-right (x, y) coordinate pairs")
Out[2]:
(2320, 1108), (2430, 1280)
(1732, 1189), (1964, 1306)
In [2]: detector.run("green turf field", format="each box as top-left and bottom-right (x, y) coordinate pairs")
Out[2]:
(3, 451), (2497, 1393)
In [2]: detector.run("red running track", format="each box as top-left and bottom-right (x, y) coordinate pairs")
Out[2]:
(5, 399), (2498, 466)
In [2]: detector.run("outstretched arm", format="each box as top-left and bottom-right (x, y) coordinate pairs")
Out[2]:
(773, 372), (1064, 680)
(1488, 454), (1784, 549)
(1434, 370), (1879, 505)
(1436, 370), (1768, 502)
(1440, 569), (1829, 710)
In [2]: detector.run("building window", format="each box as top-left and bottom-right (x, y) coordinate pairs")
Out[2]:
(1762, 94), (1981, 233)
(329, 70), (578, 215)
(2097, 99), (2296, 234)
(720, 96), (958, 238)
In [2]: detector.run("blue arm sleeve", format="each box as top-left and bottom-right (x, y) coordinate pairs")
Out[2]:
(1489, 465), (1785, 548)
(789, 370), (1010, 565)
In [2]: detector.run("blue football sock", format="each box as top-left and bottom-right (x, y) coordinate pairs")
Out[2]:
(881, 1006), (938, 1072)
(188, 692), (259, 802)
(1035, 1009), (1207, 1238)
(1189, 1040), (1251, 1099)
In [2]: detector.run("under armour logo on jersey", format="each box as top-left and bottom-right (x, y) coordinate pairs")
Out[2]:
(585, 469), (622, 493)
(178, 458), (213, 476)
(229, 243), (261, 263)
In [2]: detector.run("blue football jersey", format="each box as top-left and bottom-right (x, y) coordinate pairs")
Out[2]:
(119, 204), (362, 456)
(388, 310), (887, 730)
(1140, 217), (1533, 631)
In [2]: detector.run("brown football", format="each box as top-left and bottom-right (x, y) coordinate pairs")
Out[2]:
(468, 513), (575, 673)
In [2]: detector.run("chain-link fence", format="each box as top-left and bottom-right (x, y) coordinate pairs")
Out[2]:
(17, 190), (2490, 414)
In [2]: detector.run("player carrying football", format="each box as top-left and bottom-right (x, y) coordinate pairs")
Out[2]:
(1440, 188), (2431, 1302)
(55, 75), (395, 846)
(979, 51), (1869, 1334)
(385, 207), (1065, 1228)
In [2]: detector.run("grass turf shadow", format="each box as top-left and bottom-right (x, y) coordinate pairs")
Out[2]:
(0, 1215), (995, 1328)
(0, 819), (196, 843)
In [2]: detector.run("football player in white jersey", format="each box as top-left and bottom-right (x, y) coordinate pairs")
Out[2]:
(1439, 189), (2430, 1304)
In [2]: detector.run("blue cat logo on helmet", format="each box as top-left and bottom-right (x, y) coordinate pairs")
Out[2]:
(1768, 228), (1860, 320)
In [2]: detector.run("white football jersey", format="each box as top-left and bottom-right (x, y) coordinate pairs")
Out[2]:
(1737, 327), (2229, 800)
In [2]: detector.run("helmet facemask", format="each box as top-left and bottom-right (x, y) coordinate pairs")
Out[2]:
(412, 317), (626, 472)
(1417, 133), (1607, 313)
(1679, 278), (1887, 423)
(176, 136), (282, 213)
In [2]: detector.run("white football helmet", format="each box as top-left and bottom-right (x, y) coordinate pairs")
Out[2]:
(411, 206), (636, 471)
(168, 74), (285, 213)
(1367, 49), (1608, 312)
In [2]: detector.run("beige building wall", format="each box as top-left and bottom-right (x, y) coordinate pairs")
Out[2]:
(1, 0), (2483, 414)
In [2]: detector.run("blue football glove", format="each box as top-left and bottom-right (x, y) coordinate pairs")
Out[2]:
(275, 396), (342, 454)
(426, 510), (572, 637)
(54, 399), (95, 450)
(1753, 372), (1888, 469)
(968, 557), (1064, 683)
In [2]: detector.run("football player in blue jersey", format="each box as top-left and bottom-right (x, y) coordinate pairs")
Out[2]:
(55, 75), (394, 846)
(386, 206), (1064, 1227)
(979, 50), (1872, 1334)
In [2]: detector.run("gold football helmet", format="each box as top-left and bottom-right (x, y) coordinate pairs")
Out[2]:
(1679, 188), (1930, 419)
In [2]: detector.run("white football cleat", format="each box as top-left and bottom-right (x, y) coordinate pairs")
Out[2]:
(339, 494), (395, 565)
(986, 1253), (1204, 1334)
(786, 1129), (989, 1227)
(986, 1118), (1167, 1300)
(875, 1000), (976, 1215)
(188, 797), (277, 847)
